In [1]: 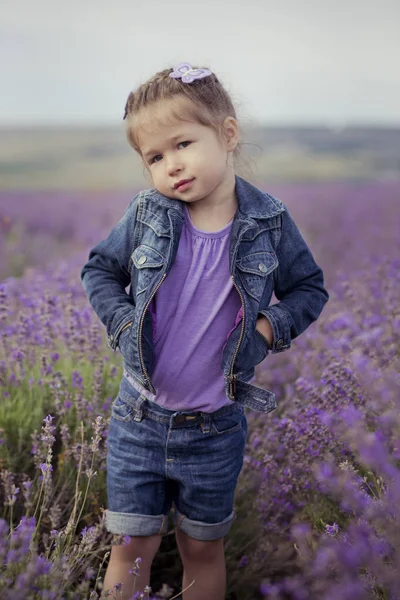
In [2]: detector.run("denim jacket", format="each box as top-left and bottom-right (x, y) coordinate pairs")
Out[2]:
(81, 176), (329, 413)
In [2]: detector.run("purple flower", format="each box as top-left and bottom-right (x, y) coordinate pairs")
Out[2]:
(325, 523), (339, 536)
(39, 462), (53, 473)
(238, 555), (248, 567)
(129, 556), (142, 577)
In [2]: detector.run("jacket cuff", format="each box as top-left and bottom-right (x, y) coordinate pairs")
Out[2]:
(107, 312), (135, 351)
(259, 305), (292, 354)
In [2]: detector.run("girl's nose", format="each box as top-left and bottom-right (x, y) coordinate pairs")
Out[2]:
(166, 157), (183, 176)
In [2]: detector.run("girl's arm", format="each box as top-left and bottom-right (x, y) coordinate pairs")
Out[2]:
(259, 205), (329, 354)
(80, 195), (139, 350)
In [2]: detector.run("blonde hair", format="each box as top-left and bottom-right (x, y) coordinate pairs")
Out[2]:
(123, 65), (242, 160)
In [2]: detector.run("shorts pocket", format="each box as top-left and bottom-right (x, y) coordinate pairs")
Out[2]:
(111, 394), (136, 423)
(211, 411), (244, 436)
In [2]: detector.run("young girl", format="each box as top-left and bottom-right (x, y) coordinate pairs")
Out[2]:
(81, 62), (329, 600)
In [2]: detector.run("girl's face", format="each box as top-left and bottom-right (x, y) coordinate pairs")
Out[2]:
(134, 97), (239, 205)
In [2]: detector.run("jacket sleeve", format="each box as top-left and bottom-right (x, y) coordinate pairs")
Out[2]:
(80, 194), (139, 350)
(259, 205), (329, 354)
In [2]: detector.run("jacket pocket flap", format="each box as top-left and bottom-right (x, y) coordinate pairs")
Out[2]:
(132, 245), (165, 269)
(237, 251), (278, 276)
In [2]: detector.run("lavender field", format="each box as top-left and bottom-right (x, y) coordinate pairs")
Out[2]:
(0, 181), (400, 599)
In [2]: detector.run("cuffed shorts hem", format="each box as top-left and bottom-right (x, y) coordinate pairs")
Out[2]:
(173, 507), (235, 541)
(105, 509), (169, 537)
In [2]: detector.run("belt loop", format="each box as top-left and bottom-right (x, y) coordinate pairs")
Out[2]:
(170, 411), (178, 428)
(133, 396), (145, 422)
(201, 412), (211, 434)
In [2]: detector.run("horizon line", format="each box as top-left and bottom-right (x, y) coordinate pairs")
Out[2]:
(1, 121), (400, 131)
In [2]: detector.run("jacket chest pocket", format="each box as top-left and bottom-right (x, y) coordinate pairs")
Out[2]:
(236, 251), (278, 301)
(132, 245), (165, 295)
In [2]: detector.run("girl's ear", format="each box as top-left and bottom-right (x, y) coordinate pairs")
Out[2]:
(221, 116), (240, 152)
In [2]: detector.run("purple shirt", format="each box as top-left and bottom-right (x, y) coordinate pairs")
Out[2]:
(149, 206), (241, 412)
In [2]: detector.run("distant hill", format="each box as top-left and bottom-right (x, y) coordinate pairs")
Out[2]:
(0, 125), (399, 190)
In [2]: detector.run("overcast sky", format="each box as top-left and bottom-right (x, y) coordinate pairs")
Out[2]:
(1, 0), (399, 126)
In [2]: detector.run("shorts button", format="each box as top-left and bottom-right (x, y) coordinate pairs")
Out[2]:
(276, 339), (284, 349)
(138, 255), (147, 265)
(258, 263), (268, 273)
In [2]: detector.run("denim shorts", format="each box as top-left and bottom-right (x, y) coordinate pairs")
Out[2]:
(106, 375), (248, 541)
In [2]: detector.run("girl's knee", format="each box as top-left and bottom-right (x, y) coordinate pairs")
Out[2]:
(110, 533), (163, 563)
(175, 528), (224, 563)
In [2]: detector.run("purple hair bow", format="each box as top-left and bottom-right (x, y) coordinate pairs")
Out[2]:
(169, 62), (212, 83)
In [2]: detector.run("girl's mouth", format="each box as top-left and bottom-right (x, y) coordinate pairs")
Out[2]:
(175, 179), (194, 191)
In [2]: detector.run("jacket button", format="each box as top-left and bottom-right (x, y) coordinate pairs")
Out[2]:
(276, 339), (284, 349)
(138, 255), (147, 265)
(258, 263), (268, 273)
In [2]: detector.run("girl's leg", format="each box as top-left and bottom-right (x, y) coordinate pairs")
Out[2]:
(175, 528), (226, 600)
(102, 534), (163, 599)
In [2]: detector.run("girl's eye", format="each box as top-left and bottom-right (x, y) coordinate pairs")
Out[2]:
(150, 141), (190, 164)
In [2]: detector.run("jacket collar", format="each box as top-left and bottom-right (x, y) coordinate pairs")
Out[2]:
(234, 176), (285, 220)
(142, 175), (285, 221)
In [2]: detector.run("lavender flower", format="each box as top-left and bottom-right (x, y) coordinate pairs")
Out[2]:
(129, 556), (142, 577)
(1, 182), (400, 597)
